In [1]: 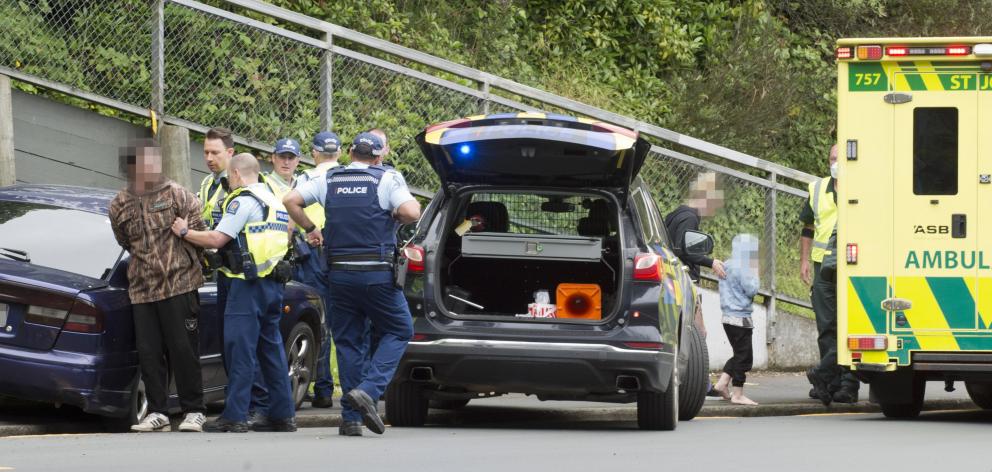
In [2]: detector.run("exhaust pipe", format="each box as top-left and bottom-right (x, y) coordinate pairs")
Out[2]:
(616, 375), (640, 391)
(410, 366), (434, 382)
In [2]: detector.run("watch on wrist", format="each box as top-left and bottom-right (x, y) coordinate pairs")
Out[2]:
(304, 224), (316, 234)
(180, 227), (189, 239)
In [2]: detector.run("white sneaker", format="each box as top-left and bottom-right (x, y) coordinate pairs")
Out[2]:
(130, 412), (170, 432)
(178, 412), (206, 432)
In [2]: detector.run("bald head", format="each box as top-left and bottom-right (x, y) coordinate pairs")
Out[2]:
(229, 152), (260, 189)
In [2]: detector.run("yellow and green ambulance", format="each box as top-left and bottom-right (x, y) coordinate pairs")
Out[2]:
(836, 37), (992, 417)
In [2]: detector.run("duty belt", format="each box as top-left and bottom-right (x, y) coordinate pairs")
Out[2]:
(329, 262), (394, 272)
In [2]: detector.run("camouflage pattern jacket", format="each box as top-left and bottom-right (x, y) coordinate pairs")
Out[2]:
(110, 180), (205, 304)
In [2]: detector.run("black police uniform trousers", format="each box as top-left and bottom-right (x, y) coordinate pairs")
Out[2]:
(811, 261), (859, 392)
(132, 290), (205, 414)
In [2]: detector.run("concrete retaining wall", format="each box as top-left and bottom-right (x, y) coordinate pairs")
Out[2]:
(699, 287), (818, 371)
(11, 89), (211, 191)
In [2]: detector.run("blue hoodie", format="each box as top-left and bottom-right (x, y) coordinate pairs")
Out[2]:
(719, 234), (760, 318)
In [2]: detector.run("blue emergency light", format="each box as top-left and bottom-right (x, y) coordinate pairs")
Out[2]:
(458, 144), (472, 156)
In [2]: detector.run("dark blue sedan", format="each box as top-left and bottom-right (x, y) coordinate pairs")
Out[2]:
(0, 185), (324, 428)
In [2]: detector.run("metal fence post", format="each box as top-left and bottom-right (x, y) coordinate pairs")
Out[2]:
(151, 0), (165, 119)
(319, 32), (333, 130)
(764, 171), (778, 344)
(480, 79), (490, 115)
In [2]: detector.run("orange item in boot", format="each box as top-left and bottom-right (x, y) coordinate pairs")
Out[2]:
(556, 283), (602, 319)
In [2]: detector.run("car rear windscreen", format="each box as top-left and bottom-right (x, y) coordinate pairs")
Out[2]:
(0, 201), (121, 279)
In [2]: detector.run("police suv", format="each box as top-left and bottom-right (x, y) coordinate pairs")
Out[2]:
(388, 113), (712, 430)
(836, 37), (992, 417)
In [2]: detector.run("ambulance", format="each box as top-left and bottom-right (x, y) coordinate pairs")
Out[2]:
(836, 37), (992, 417)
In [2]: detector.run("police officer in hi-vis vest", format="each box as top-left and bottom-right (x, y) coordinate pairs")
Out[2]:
(284, 132), (420, 436)
(197, 127), (270, 426)
(175, 153), (297, 433)
(800, 143), (859, 405)
(296, 131), (344, 409)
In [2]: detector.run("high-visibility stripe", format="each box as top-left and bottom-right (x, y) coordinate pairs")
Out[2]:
(846, 280), (878, 335)
(927, 277), (977, 330)
(895, 276), (960, 350)
(849, 276), (888, 334)
(914, 61), (946, 90)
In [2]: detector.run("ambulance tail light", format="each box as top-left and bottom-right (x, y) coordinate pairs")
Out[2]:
(836, 47), (853, 60)
(403, 244), (425, 273)
(946, 45), (971, 56)
(848, 335), (887, 351)
(886, 46), (909, 57)
(846, 243), (859, 264)
(856, 45), (883, 60)
(633, 253), (663, 282)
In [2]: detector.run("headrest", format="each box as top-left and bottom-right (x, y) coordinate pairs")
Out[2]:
(578, 200), (610, 237)
(465, 201), (509, 233)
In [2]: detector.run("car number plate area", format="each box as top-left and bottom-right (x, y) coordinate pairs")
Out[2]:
(0, 303), (7, 328)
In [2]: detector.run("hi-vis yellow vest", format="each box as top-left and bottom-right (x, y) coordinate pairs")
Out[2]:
(808, 176), (837, 263)
(262, 172), (292, 199)
(218, 186), (290, 279)
(198, 174), (226, 230)
(299, 166), (337, 231)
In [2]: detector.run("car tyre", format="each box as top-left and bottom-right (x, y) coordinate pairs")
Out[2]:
(678, 323), (708, 421)
(103, 373), (148, 432)
(878, 377), (925, 418)
(285, 322), (317, 410)
(637, 358), (678, 431)
(385, 381), (428, 427)
(964, 381), (992, 409)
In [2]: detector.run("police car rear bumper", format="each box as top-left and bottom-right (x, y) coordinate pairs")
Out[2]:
(399, 338), (675, 396)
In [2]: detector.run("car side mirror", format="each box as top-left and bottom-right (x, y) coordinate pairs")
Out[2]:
(397, 223), (416, 244)
(684, 230), (714, 256)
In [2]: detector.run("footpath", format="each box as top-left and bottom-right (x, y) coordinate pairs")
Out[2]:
(0, 372), (977, 436)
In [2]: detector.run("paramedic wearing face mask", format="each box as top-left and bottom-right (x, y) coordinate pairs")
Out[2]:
(799, 144), (859, 405)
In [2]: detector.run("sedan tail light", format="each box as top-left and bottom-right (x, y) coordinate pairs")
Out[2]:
(63, 298), (104, 333)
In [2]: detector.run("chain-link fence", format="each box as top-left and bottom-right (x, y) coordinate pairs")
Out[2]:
(0, 0), (813, 314)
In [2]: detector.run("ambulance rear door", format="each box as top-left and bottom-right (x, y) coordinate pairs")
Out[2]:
(976, 71), (992, 335)
(890, 66), (979, 350)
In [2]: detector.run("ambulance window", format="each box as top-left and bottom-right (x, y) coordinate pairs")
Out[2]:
(913, 107), (958, 195)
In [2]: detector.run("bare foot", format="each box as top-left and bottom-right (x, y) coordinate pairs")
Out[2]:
(731, 395), (758, 406)
(713, 384), (731, 400)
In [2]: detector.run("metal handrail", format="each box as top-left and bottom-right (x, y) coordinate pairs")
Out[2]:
(208, 0), (817, 186)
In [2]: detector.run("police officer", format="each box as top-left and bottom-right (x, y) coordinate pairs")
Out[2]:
(284, 132), (420, 436)
(800, 144), (859, 405)
(174, 153), (297, 432)
(197, 127), (270, 425)
(297, 131), (344, 409)
(263, 138), (302, 197)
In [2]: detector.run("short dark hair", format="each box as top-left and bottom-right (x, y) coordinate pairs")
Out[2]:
(206, 127), (234, 149)
(119, 138), (160, 175)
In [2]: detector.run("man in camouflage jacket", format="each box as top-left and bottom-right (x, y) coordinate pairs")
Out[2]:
(109, 140), (208, 432)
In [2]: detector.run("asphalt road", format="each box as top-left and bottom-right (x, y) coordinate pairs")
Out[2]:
(0, 408), (989, 472)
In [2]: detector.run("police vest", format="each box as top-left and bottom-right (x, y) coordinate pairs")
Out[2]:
(262, 172), (292, 199)
(322, 165), (397, 262)
(808, 176), (838, 264)
(298, 166), (339, 231)
(218, 186), (290, 279)
(198, 174), (227, 230)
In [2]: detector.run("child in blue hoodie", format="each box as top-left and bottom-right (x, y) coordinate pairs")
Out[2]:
(713, 234), (760, 405)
